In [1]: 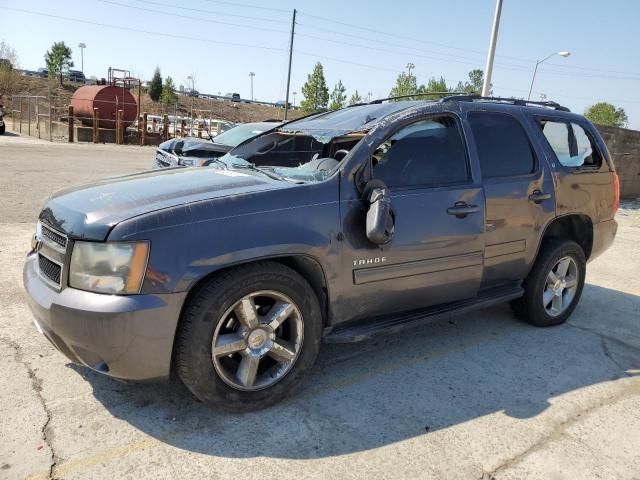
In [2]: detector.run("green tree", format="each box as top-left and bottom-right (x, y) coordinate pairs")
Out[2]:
(349, 89), (363, 105)
(160, 76), (177, 105)
(418, 76), (449, 96)
(44, 41), (73, 86)
(584, 102), (628, 128)
(149, 67), (163, 102)
(389, 71), (418, 100)
(329, 80), (347, 110)
(455, 69), (491, 94)
(300, 62), (329, 113)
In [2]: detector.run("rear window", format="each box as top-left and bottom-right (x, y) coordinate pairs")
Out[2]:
(537, 120), (601, 168)
(468, 112), (536, 178)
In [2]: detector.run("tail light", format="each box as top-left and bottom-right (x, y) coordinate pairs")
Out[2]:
(612, 172), (620, 216)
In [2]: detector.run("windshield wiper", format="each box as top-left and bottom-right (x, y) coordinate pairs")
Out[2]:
(231, 162), (285, 181)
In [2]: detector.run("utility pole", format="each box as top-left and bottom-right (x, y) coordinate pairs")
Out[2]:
(78, 42), (86, 73)
(482, 0), (502, 97)
(284, 8), (296, 120)
(249, 72), (255, 101)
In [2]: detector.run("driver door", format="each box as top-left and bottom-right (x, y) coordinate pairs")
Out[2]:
(337, 115), (485, 322)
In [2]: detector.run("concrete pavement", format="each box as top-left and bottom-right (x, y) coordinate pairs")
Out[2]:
(1, 133), (639, 479)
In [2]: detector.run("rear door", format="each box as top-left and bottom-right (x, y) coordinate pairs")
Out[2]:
(336, 114), (485, 322)
(467, 110), (556, 287)
(532, 116), (616, 223)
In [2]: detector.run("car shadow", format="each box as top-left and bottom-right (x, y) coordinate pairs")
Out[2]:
(71, 283), (639, 459)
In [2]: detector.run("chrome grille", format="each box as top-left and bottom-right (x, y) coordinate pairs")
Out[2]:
(41, 223), (68, 249)
(38, 253), (62, 288)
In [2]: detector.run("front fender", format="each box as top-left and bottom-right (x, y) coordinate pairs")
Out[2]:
(108, 180), (341, 294)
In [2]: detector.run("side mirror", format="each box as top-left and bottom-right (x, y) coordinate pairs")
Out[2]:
(366, 186), (394, 244)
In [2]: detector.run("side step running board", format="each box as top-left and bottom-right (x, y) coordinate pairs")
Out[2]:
(323, 285), (523, 343)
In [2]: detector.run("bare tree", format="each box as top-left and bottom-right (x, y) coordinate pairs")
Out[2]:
(0, 41), (20, 97)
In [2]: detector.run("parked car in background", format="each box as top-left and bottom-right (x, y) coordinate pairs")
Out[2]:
(231, 93), (241, 102)
(68, 70), (86, 83)
(154, 121), (280, 168)
(36, 68), (48, 78)
(275, 100), (292, 108)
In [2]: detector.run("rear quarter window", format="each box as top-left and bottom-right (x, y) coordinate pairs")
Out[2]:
(537, 120), (602, 169)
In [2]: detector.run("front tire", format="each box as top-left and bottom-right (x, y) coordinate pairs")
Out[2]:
(175, 262), (322, 411)
(0, 124), (5, 135)
(511, 239), (586, 327)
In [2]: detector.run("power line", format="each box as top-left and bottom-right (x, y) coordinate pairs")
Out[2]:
(296, 32), (483, 68)
(296, 11), (527, 61)
(3, 7), (287, 52)
(295, 30), (640, 81)
(198, 0), (289, 13)
(297, 11), (640, 78)
(296, 22), (503, 65)
(129, 0), (289, 24)
(97, 0), (289, 34)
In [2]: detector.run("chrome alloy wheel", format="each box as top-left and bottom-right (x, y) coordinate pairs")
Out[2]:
(542, 256), (579, 317)
(211, 290), (304, 391)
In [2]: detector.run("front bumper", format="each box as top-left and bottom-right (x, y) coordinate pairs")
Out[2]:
(23, 252), (187, 381)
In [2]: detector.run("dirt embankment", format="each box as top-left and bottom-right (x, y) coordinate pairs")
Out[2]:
(2, 75), (303, 123)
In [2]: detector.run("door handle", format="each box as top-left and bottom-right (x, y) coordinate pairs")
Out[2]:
(446, 203), (479, 218)
(528, 191), (551, 204)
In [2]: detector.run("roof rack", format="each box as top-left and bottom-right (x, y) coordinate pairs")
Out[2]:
(440, 94), (570, 112)
(369, 91), (468, 104)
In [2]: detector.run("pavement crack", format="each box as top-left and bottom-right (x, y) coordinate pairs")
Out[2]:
(0, 336), (59, 479)
(482, 380), (640, 478)
(565, 322), (634, 377)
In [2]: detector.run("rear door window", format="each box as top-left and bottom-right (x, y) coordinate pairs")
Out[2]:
(468, 112), (536, 178)
(538, 120), (601, 168)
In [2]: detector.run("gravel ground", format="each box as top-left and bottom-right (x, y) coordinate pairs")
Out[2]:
(1, 132), (639, 480)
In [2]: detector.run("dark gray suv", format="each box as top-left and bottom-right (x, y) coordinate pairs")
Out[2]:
(24, 96), (619, 410)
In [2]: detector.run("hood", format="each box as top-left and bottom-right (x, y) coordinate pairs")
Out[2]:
(182, 140), (232, 156)
(40, 167), (282, 240)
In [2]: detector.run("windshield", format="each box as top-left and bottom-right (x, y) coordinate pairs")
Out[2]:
(213, 129), (365, 183)
(213, 123), (272, 147)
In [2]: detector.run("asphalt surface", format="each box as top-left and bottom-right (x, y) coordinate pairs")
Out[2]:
(1, 132), (639, 480)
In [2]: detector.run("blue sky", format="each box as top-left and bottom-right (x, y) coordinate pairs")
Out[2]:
(2, 0), (639, 128)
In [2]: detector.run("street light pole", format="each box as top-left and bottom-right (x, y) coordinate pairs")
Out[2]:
(406, 62), (415, 76)
(527, 51), (570, 100)
(292, 91), (297, 107)
(78, 42), (86, 73)
(187, 75), (194, 134)
(249, 72), (255, 101)
(482, 0), (502, 97)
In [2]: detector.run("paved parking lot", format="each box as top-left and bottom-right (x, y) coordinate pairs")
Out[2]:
(1, 133), (639, 479)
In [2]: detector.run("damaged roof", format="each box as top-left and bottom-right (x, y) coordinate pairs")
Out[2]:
(279, 101), (424, 142)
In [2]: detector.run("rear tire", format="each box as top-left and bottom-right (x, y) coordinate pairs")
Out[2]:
(511, 239), (586, 327)
(0, 125), (5, 135)
(175, 262), (322, 411)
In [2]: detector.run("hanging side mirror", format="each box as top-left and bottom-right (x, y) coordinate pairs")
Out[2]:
(365, 184), (395, 244)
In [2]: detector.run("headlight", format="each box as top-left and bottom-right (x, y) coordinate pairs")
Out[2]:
(179, 157), (207, 167)
(69, 241), (149, 294)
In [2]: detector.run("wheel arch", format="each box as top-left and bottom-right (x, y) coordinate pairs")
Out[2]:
(169, 254), (330, 377)
(176, 253), (330, 331)
(534, 214), (594, 263)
